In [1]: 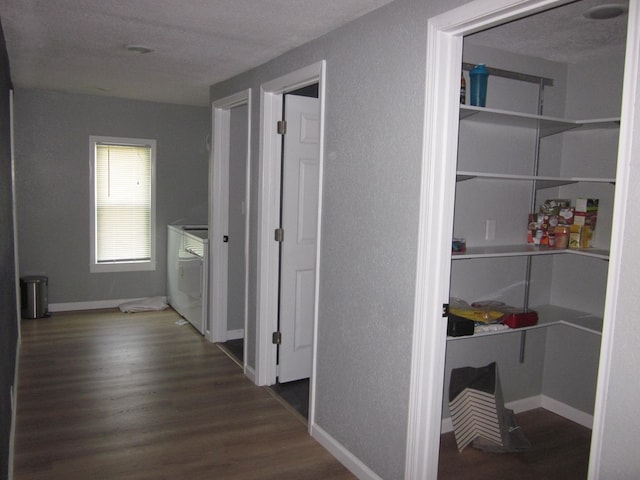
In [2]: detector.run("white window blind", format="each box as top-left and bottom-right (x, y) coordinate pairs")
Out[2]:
(91, 138), (156, 271)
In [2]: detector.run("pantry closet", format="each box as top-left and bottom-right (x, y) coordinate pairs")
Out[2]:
(438, 0), (628, 475)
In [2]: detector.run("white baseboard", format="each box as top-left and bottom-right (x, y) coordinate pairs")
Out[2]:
(441, 395), (542, 433)
(245, 365), (256, 383)
(441, 394), (593, 433)
(541, 395), (593, 429)
(226, 329), (244, 340)
(49, 297), (168, 313)
(9, 340), (20, 480)
(310, 423), (383, 480)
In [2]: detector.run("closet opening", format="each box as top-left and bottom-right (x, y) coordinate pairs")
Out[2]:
(437, 1), (628, 478)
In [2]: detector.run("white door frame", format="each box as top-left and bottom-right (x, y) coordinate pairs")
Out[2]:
(589, 1), (638, 476)
(255, 61), (325, 406)
(209, 89), (252, 372)
(405, 0), (639, 478)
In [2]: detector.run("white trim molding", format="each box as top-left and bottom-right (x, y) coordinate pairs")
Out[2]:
(209, 89), (252, 346)
(440, 395), (594, 434)
(541, 396), (593, 430)
(8, 339), (19, 479)
(244, 365), (256, 384)
(9, 88), (18, 480)
(311, 424), (384, 480)
(255, 61), (326, 391)
(255, 86), (283, 387)
(441, 395), (542, 433)
(226, 329), (244, 340)
(88, 136), (157, 274)
(588, 0), (640, 476)
(48, 297), (168, 313)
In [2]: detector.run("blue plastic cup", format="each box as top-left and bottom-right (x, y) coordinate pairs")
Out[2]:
(469, 64), (489, 107)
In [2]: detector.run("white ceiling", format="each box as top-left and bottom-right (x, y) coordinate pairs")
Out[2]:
(468, 0), (629, 64)
(0, 0), (396, 106)
(0, 0), (630, 107)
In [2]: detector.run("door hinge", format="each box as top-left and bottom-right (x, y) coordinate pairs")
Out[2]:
(274, 228), (284, 242)
(277, 120), (287, 135)
(272, 331), (282, 345)
(442, 303), (450, 317)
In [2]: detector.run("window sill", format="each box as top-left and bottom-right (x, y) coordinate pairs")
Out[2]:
(90, 261), (156, 274)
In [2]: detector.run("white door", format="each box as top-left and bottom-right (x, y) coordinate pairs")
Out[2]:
(278, 94), (320, 383)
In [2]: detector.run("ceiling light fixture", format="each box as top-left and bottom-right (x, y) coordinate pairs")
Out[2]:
(583, 4), (628, 20)
(125, 44), (154, 54)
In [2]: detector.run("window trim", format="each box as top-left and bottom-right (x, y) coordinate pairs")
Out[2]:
(89, 135), (157, 273)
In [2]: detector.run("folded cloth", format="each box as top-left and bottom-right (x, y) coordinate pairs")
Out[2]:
(118, 296), (169, 313)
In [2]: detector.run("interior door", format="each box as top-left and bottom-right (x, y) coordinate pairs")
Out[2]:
(277, 93), (320, 383)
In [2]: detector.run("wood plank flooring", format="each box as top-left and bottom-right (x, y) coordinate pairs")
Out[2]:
(14, 309), (355, 480)
(14, 308), (593, 480)
(438, 408), (592, 480)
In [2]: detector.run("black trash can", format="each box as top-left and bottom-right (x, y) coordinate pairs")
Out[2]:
(20, 275), (48, 319)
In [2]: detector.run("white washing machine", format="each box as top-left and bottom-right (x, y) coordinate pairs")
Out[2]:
(167, 225), (208, 334)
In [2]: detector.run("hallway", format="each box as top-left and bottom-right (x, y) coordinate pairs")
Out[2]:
(13, 308), (354, 479)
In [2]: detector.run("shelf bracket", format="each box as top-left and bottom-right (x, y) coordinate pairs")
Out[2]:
(462, 62), (553, 86)
(519, 330), (527, 364)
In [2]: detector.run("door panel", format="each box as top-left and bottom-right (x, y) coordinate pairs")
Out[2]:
(294, 269), (315, 349)
(297, 158), (320, 243)
(278, 94), (320, 383)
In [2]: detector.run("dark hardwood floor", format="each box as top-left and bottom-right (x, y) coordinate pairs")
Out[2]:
(220, 339), (311, 420)
(14, 309), (355, 480)
(438, 408), (592, 480)
(14, 308), (592, 479)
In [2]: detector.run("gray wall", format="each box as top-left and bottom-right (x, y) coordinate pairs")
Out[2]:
(211, 0), (460, 477)
(0, 19), (17, 480)
(14, 89), (209, 305)
(210, 0), (640, 477)
(4, 0), (638, 478)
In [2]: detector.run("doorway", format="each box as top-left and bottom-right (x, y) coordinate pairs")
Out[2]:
(266, 84), (320, 419)
(255, 61), (326, 429)
(406, 1), (637, 479)
(210, 89), (251, 376)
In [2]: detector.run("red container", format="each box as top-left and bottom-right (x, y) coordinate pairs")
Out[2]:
(502, 310), (538, 328)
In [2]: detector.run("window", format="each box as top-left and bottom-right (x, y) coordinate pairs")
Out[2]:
(90, 136), (156, 273)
